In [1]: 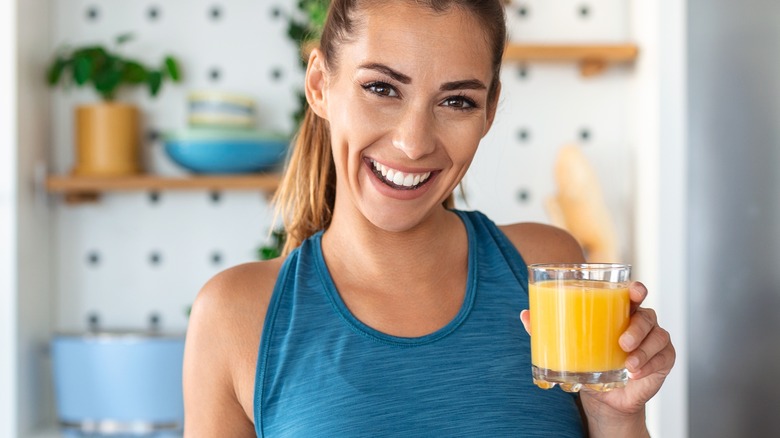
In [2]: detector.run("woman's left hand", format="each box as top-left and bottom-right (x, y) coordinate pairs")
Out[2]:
(520, 281), (676, 428)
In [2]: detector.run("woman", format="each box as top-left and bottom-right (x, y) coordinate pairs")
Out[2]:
(183, 1), (675, 436)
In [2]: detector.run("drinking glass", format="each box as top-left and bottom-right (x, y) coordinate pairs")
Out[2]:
(528, 263), (631, 392)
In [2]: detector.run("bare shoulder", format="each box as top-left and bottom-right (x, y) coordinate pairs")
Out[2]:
(189, 257), (285, 349)
(183, 257), (286, 436)
(193, 257), (284, 321)
(498, 222), (586, 265)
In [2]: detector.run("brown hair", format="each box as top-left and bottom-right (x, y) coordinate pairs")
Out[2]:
(273, 0), (507, 254)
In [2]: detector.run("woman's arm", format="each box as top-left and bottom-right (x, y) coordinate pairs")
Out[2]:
(183, 261), (281, 437)
(503, 222), (671, 437)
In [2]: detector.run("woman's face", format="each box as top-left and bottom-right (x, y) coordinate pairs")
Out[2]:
(308, 2), (498, 232)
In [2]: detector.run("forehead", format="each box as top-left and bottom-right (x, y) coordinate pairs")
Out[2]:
(338, 2), (494, 82)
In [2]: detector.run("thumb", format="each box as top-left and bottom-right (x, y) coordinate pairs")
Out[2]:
(520, 309), (531, 335)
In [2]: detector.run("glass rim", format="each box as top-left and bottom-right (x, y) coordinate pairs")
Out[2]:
(528, 263), (631, 271)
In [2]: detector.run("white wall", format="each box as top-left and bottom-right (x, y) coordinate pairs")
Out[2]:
(0, 0), (19, 435)
(630, 0), (689, 436)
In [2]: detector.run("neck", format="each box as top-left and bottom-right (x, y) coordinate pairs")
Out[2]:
(321, 205), (466, 290)
(320, 204), (469, 337)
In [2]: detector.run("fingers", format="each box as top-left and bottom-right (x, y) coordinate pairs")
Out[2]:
(519, 309), (531, 335)
(623, 281), (675, 377)
(620, 308), (675, 377)
(620, 307), (657, 353)
(629, 281), (648, 314)
(630, 335), (676, 379)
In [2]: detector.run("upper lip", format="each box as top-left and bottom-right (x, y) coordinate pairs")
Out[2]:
(365, 157), (437, 174)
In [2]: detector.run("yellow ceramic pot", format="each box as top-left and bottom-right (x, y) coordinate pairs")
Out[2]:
(73, 103), (141, 176)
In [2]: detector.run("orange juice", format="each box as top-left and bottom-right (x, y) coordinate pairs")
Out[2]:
(529, 279), (630, 373)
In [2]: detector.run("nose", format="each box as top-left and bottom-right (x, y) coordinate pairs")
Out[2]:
(391, 103), (436, 160)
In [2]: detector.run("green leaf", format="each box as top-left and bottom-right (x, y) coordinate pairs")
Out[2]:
(163, 56), (181, 82)
(287, 21), (309, 43)
(94, 68), (122, 100)
(46, 34), (180, 102)
(73, 56), (93, 85)
(122, 61), (147, 84)
(73, 46), (107, 63)
(306, 0), (329, 32)
(259, 247), (280, 260)
(147, 71), (162, 97)
(71, 47), (109, 84)
(46, 57), (67, 85)
(258, 228), (286, 260)
(115, 33), (135, 45)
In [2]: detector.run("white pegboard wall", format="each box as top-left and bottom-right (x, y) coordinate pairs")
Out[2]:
(505, 0), (630, 42)
(50, 0), (302, 333)
(460, 0), (635, 262)
(55, 191), (277, 333)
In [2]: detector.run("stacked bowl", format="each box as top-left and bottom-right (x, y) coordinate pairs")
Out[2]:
(164, 90), (289, 174)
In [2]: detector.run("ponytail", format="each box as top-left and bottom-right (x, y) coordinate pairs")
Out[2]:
(273, 107), (336, 255)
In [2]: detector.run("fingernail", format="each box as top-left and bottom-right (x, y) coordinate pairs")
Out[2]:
(620, 333), (635, 350)
(627, 356), (640, 371)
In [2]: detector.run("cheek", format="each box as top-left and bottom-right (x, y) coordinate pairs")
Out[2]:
(438, 117), (486, 162)
(329, 93), (389, 149)
(327, 94), (387, 180)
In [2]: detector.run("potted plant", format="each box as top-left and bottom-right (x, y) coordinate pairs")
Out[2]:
(46, 33), (182, 176)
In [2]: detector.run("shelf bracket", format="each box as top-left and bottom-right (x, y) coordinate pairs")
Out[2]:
(64, 192), (101, 204)
(579, 58), (609, 77)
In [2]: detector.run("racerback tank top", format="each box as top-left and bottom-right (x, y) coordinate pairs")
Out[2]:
(254, 210), (584, 437)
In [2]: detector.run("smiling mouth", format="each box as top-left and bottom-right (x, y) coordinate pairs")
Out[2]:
(368, 159), (433, 190)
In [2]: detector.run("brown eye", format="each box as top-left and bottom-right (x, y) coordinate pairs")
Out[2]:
(363, 82), (398, 97)
(442, 95), (476, 109)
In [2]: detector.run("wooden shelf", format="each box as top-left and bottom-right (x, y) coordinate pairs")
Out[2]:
(504, 43), (639, 77)
(46, 174), (282, 203)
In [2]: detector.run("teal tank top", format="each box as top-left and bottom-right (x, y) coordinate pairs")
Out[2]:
(255, 210), (584, 437)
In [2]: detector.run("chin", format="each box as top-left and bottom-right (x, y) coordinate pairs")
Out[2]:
(360, 198), (446, 234)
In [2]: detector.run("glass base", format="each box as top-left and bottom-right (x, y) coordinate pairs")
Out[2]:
(532, 365), (628, 392)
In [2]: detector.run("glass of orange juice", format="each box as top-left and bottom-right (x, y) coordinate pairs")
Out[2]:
(528, 263), (631, 392)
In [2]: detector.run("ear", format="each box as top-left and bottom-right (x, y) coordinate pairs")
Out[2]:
(305, 48), (329, 120)
(482, 81), (502, 137)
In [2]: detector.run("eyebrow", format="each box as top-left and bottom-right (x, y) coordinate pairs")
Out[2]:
(359, 62), (487, 91)
(439, 79), (487, 92)
(360, 63), (411, 84)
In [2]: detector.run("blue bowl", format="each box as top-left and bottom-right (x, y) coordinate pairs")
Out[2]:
(164, 129), (289, 174)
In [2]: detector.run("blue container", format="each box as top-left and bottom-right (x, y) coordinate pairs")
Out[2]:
(51, 331), (185, 437)
(164, 128), (289, 174)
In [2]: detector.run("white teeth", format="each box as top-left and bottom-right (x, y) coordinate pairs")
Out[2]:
(370, 159), (432, 188)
